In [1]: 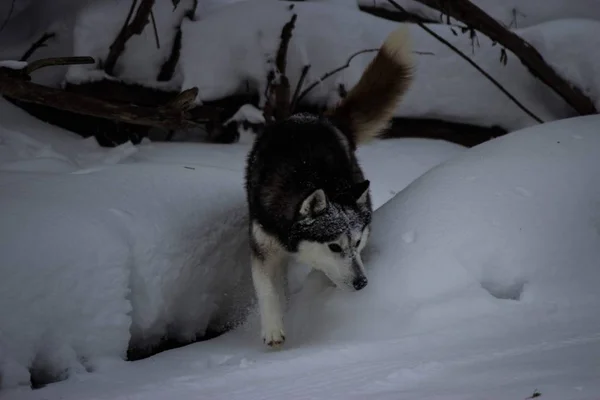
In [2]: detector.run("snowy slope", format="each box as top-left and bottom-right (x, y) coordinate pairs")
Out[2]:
(4, 114), (600, 400)
(0, 98), (463, 390)
(180, 1), (600, 130)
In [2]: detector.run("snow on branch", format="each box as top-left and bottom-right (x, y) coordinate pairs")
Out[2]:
(387, 0), (543, 123)
(405, 0), (597, 116)
(104, 0), (156, 76)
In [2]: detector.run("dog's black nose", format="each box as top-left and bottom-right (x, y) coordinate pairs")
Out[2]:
(353, 276), (368, 291)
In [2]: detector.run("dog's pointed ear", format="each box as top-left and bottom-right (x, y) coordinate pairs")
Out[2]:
(353, 180), (370, 205)
(299, 189), (328, 218)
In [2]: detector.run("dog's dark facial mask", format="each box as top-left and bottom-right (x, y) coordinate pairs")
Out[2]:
(290, 181), (372, 291)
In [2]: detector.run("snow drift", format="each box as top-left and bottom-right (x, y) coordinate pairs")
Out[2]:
(5, 114), (600, 400)
(0, 98), (463, 390)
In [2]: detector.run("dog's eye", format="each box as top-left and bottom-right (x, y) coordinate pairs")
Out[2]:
(328, 244), (342, 253)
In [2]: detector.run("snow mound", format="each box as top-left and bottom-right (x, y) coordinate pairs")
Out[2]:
(285, 115), (600, 346)
(181, 1), (600, 130)
(6, 116), (599, 400)
(0, 97), (462, 390)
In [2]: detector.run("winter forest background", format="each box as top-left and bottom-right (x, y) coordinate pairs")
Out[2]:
(1, 0), (600, 399)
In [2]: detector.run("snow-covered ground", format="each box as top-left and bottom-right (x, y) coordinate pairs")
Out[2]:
(2, 105), (600, 399)
(0, 98), (463, 390)
(2, 1), (600, 398)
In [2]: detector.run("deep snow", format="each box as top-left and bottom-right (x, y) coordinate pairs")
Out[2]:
(3, 111), (600, 400)
(1, 0), (600, 397)
(0, 98), (463, 390)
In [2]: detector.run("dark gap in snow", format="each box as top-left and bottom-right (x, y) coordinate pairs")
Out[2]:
(126, 320), (243, 362)
(29, 362), (68, 390)
(480, 279), (526, 301)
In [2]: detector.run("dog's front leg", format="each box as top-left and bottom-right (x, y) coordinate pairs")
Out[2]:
(251, 252), (286, 347)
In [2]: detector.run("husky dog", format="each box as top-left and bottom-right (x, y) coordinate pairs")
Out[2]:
(244, 26), (414, 347)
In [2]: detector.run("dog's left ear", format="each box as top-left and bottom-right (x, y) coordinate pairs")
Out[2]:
(299, 189), (328, 219)
(352, 180), (370, 205)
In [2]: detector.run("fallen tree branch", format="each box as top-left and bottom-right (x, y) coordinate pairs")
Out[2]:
(0, 68), (214, 130)
(104, 0), (155, 76)
(382, 116), (507, 147)
(296, 48), (378, 105)
(165, 87), (198, 110)
(387, 0), (543, 123)
(20, 32), (56, 62)
(405, 0), (597, 115)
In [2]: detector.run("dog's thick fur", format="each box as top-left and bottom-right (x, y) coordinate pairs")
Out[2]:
(244, 26), (413, 347)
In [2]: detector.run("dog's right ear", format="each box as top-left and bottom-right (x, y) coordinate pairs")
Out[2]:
(298, 189), (328, 219)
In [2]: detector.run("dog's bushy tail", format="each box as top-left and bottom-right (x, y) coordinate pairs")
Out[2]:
(327, 25), (413, 147)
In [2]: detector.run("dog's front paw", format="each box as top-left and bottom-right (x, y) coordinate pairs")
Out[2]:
(262, 327), (286, 348)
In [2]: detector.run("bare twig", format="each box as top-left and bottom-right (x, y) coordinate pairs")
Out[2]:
(290, 64), (310, 113)
(296, 48), (378, 105)
(264, 13), (297, 122)
(24, 56), (95, 75)
(407, 0), (597, 115)
(20, 33), (56, 62)
(387, 0), (543, 123)
(104, 0), (155, 76)
(149, 10), (160, 49)
(0, 0), (15, 33)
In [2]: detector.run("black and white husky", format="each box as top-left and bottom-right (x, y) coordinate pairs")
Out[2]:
(244, 26), (414, 347)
